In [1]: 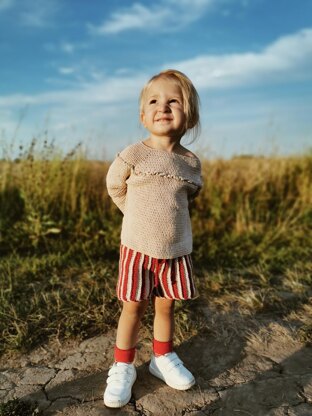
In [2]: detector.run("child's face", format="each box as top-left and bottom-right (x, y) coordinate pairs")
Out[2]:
(140, 77), (186, 140)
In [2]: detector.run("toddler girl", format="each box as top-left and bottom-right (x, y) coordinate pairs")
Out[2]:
(104, 69), (203, 408)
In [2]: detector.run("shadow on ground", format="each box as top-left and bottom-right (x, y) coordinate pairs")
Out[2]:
(6, 298), (310, 416)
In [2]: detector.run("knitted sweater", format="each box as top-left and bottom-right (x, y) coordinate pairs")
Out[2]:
(106, 141), (203, 259)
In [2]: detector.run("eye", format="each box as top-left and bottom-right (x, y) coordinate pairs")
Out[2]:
(169, 98), (179, 104)
(149, 99), (157, 104)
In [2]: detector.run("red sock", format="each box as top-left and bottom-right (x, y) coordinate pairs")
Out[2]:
(114, 345), (136, 363)
(153, 339), (173, 356)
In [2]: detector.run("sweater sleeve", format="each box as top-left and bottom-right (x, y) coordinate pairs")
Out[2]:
(188, 161), (203, 202)
(106, 154), (132, 214)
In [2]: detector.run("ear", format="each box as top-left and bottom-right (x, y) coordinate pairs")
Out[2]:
(140, 112), (146, 127)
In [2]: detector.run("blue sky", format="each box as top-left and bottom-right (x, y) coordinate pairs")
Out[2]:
(1, 0), (312, 160)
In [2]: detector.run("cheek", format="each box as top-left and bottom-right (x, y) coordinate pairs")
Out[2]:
(142, 110), (154, 126)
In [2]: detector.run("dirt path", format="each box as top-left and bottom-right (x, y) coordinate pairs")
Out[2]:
(1, 308), (312, 415)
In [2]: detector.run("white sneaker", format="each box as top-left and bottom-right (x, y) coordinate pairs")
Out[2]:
(149, 352), (195, 390)
(103, 362), (137, 408)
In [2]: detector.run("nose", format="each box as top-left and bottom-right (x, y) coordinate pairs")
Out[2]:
(157, 101), (170, 112)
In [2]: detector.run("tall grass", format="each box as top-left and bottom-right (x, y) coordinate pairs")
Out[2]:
(0, 139), (311, 354)
(192, 154), (312, 270)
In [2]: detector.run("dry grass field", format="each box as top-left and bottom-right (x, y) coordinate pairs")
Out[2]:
(0, 139), (311, 359)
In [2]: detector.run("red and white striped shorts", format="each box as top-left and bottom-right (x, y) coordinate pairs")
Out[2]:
(117, 245), (197, 302)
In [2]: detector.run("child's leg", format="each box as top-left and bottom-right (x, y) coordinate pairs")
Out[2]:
(115, 299), (149, 354)
(149, 297), (195, 390)
(153, 298), (175, 355)
(104, 300), (149, 408)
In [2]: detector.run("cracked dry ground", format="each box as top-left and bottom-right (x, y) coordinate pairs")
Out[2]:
(1, 308), (312, 416)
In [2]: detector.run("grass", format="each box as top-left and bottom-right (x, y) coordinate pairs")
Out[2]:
(0, 138), (311, 356)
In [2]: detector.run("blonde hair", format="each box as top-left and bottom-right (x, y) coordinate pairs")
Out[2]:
(139, 69), (200, 141)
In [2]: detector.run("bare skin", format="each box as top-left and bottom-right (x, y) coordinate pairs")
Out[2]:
(153, 297), (175, 342)
(115, 298), (175, 350)
(140, 77), (196, 159)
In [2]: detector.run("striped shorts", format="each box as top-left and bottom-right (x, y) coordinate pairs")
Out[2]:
(117, 245), (197, 302)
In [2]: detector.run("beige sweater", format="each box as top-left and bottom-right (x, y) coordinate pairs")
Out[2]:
(106, 141), (203, 259)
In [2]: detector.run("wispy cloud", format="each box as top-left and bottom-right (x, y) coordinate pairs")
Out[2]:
(58, 67), (75, 75)
(44, 40), (90, 55)
(0, 0), (14, 12)
(167, 28), (312, 89)
(60, 42), (75, 54)
(20, 0), (60, 27)
(2, 28), (311, 159)
(0, 74), (147, 107)
(88, 0), (217, 35)
(1, 28), (311, 109)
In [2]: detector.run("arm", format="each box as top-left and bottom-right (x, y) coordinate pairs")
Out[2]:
(188, 184), (202, 202)
(188, 160), (204, 202)
(106, 154), (132, 214)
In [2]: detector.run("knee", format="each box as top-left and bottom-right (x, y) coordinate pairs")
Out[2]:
(155, 299), (175, 316)
(121, 301), (147, 321)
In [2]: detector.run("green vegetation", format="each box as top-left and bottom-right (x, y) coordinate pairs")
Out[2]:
(0, 139), (311, 355)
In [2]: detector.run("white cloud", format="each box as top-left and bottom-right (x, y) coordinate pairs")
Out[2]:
(20, 0), (60, 27)
(58, 67), (75, 75)
(60, 42), (75, 54)
(0, 74), (147, 107)
(0, 0), (14, 12)
(45, 41), (89, 54)
(88, 0), (216, 35)
(1, 25), (311, 158)
(1, 28), (311, 111)
(166, 28), (312, 89)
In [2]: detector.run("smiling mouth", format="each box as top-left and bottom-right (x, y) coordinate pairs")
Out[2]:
(156, 118), (172, 121)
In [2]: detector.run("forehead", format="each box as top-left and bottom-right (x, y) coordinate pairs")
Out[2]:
(145, 77), (183, 97)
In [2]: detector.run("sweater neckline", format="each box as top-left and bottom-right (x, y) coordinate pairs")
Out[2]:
(139, 141), (197, 161)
